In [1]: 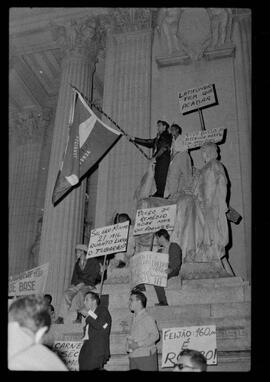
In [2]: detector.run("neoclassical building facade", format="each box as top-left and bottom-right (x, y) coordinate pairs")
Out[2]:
(9, 8), (251, 313)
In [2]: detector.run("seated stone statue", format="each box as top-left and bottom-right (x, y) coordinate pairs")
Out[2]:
(133, 141), (232, 278)
(171, 142), (229, 263)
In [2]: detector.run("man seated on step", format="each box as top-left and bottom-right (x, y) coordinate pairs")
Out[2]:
(55, 244), (104, 324)
(153, 229), (182, 306)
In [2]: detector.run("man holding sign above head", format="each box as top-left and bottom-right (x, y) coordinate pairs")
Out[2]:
(55, 244), (102, 324)
(154, 229), (182, 306)
(127, 291), (160, 371)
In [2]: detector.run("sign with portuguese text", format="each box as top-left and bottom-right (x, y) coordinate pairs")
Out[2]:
(130, 251), (168, 288)
(133, 205), (176, 236)
(162, 325), (217, 368)
(179, 83), (218, 115)
(8, 263), (49, 297)
(87, 221), (129, 258)
(53, 341), (83, 371)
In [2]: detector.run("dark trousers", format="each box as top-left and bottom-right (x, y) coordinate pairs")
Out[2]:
(129, 352), (158, 371)
(154, 156), (170, 197)
(79, 342), (107, 370)
(154, 272), (178, 305)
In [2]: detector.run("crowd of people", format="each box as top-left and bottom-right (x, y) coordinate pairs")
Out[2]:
(8, 291), (207, 372)
(8, 119), (228, 371)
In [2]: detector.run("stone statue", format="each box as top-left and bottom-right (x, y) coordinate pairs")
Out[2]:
(207, 8), (232, 47)
(156, 8), (183, 54)
(132, 140), (233, 278)
(171, 142), (229, 263)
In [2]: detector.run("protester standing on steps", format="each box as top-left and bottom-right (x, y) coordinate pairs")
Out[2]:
(55, 244), (103, 324)
(154, 229), (182, 306)
(126, 290), (160, 371)
(129, 120), (172, 198)
(78, 291), (112, 370)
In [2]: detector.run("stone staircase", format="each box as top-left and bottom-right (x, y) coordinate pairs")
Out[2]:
(49, 276), (251, 371)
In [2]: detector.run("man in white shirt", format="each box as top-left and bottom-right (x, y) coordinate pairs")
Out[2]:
(8, 295), (67, 371)
(126, 290), (160, 370)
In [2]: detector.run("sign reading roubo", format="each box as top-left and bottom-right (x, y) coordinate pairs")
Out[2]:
(162, 325), (217, 368)
(179, 83), (218, 115)
(87, 221), (129, 258)
(133, 205), (176, 236)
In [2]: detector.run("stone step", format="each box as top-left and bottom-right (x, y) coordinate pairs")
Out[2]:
(50, 314), (250, 354)
(101, 276), (250, 308)
(108, 301), (250, 332)
(104, 351), (251, 372)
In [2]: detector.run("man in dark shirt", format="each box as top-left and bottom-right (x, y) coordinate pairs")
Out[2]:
(129, 120), (172, 198)
(154, 229), (182, 306)
(55, 244), (102, 324)
(78, 291), (112, 370)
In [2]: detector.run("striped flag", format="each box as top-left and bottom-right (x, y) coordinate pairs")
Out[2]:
(52, 89), (122, 205)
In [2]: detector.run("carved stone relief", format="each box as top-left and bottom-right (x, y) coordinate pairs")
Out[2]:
(155, 7), (233, 62)
(9, 107), (52, 146)
(108, 8), (153, 34)
(50, 16), (104, 62)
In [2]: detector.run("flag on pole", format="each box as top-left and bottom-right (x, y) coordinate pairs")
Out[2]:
(52, 89), (122, 205)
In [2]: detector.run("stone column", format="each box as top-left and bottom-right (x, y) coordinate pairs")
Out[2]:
(95, 8), (154, 226)
(9, 108), (52, 275)
(38, 16), (102, 308)
(231, 12), (251, 281)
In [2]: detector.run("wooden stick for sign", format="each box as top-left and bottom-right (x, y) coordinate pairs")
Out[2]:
(198, 108), (206, 131)
(99, 255), (107, 298)
(150, 233), (155, 251)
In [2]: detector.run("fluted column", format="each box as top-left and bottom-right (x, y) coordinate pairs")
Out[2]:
(95, 8), (154, 226)
(231, 13), (251, 281)
(9, 108), (52, 276)
(38, 16), (102, 309)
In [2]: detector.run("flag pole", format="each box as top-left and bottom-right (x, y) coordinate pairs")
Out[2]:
(70, 84), (151, 161)
(99, 255), (108, 298)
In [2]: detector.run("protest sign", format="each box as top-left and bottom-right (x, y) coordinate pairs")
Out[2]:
(130, 251), (169, 288)
(179, 83), (218, 115)
(8, 263), (49, 297)
(133, 205), (176, 236)
(162, 325), (217, 368)
(53, 341), (83, 371)
(87, 221), (129, 258)
(183, 127), (225, 150)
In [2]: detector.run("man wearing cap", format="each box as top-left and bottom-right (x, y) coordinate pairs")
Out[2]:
(55, 244), (102, 324)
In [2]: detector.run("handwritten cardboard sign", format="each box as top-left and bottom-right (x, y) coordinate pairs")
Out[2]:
(53, 341), (83, 371)
(8, 263), (49, 297)
(179, 83), (218, 115)
(162, 325), (217, 368)
(183, 127), (225, 150)
(87, 221), (129, 258)
(133, 205), (176, 236)
(130, 251), (169, 288)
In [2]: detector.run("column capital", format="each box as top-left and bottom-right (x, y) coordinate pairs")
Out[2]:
(107, 8), (154, 34)
(9, 107), (53, 146)
(50, 16), (104, 62)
